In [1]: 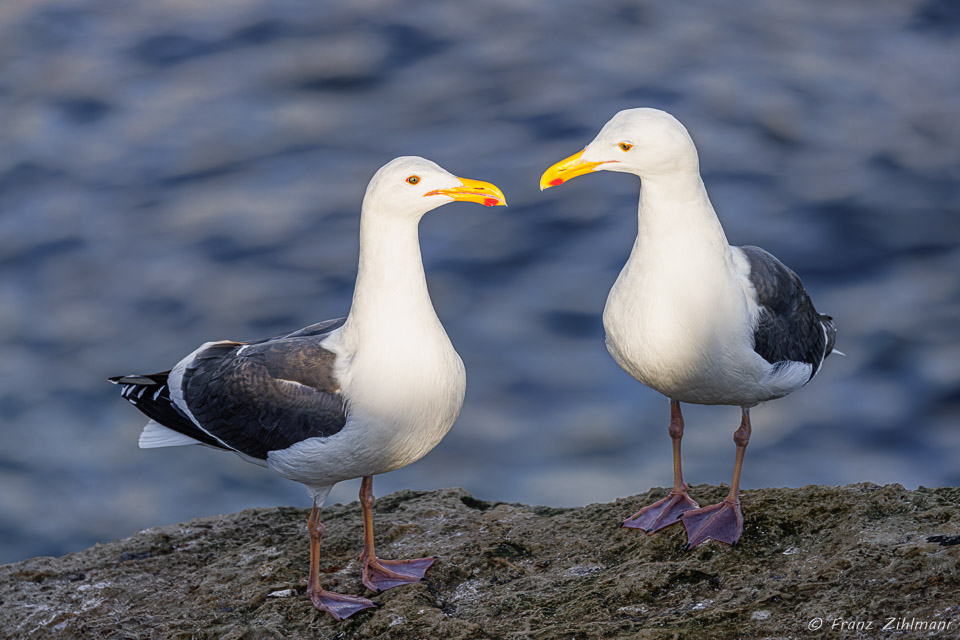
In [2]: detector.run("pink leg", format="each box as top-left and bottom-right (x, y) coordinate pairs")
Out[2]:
(305, 501), (376, 620)
(359, 476), (437, 593)
(682, 407), (751, 548)
(623, 400), (700, 532)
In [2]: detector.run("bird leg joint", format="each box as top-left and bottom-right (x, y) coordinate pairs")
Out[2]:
(360, 488), (375, 510)
(668, 419), (683, 440)
(668, 400), (684, 440)
(733, 409), (752, 448)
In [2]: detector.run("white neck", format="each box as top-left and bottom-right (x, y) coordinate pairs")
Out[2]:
(342, 210), (437, 340)
(602, 168), (752, 405)
(634, 170), (729, 255)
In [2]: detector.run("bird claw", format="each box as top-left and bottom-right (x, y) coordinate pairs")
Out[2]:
(308, 588), (377, 620)
(362, 556), (437, 593)
(681, 499), (743, 548)
(622, 490), (700, 532)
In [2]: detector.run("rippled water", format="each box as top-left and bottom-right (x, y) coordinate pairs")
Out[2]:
(1, 0), (958, 564)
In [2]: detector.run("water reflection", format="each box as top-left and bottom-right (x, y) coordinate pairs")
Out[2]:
(1, 0), (958, 564)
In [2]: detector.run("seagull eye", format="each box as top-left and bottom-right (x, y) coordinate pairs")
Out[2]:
(619, 142), (633, 152)
(406, 175), (420, 185)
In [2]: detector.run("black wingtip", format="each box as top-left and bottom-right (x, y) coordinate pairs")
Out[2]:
(819, 314), (838, 360)
(108, 372), (171, 385)
(108, 375), (158, 385)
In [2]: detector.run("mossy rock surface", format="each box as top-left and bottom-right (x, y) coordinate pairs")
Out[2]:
(1, 484), (958, 639)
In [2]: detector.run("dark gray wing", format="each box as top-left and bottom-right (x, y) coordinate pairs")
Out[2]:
(739, 246), (834, 379)
(254, 317), (346, 343)
(181, 334), (346, 459)
(112, 318), (347, 459)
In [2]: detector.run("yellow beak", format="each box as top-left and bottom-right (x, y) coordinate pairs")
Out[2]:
(539, 150), (613, 191)
(426, 177), (507, 207)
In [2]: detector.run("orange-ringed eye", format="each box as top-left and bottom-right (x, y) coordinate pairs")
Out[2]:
(619, 142), (633, 152)
(407, 175), (420, 185)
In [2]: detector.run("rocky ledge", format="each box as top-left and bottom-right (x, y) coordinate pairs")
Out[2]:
(1, 484), (958, 639)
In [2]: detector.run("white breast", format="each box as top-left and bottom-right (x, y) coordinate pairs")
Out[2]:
(602, 235), (774, 405)
(266, 322), (465, 488)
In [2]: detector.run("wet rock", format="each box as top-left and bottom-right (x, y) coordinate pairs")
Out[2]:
(1, 483), (957, 639)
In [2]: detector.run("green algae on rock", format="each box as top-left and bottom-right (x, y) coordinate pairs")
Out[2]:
(1, 484), (958, 639)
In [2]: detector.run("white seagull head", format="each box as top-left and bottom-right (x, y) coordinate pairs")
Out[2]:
(540, 108), (700, 189)
(364, 156), (506, 220)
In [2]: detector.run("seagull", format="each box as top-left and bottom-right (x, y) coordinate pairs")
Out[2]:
(110, 156), (506, 619)
(540, 108), (837, 548)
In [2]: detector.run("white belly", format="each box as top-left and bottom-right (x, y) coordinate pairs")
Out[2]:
(267, 326), (466, 488)
(602, 253), (774, 406)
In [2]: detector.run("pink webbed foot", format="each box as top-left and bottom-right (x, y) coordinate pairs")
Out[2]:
(681, 499), (743, 548)
(309, 588), (377, 620)
(362, 556), (437, 593)
(623, 490), (700, 532)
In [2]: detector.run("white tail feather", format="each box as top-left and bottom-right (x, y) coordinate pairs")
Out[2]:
(831, 349), (846, 356)
(138, 420), (202, 448)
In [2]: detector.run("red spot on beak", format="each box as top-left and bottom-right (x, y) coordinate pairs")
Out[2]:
(483, 197), (499, 207)
(549, 178), (564, 186)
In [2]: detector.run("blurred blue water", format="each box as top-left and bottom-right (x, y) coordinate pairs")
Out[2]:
(1, 0), (959, 564)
